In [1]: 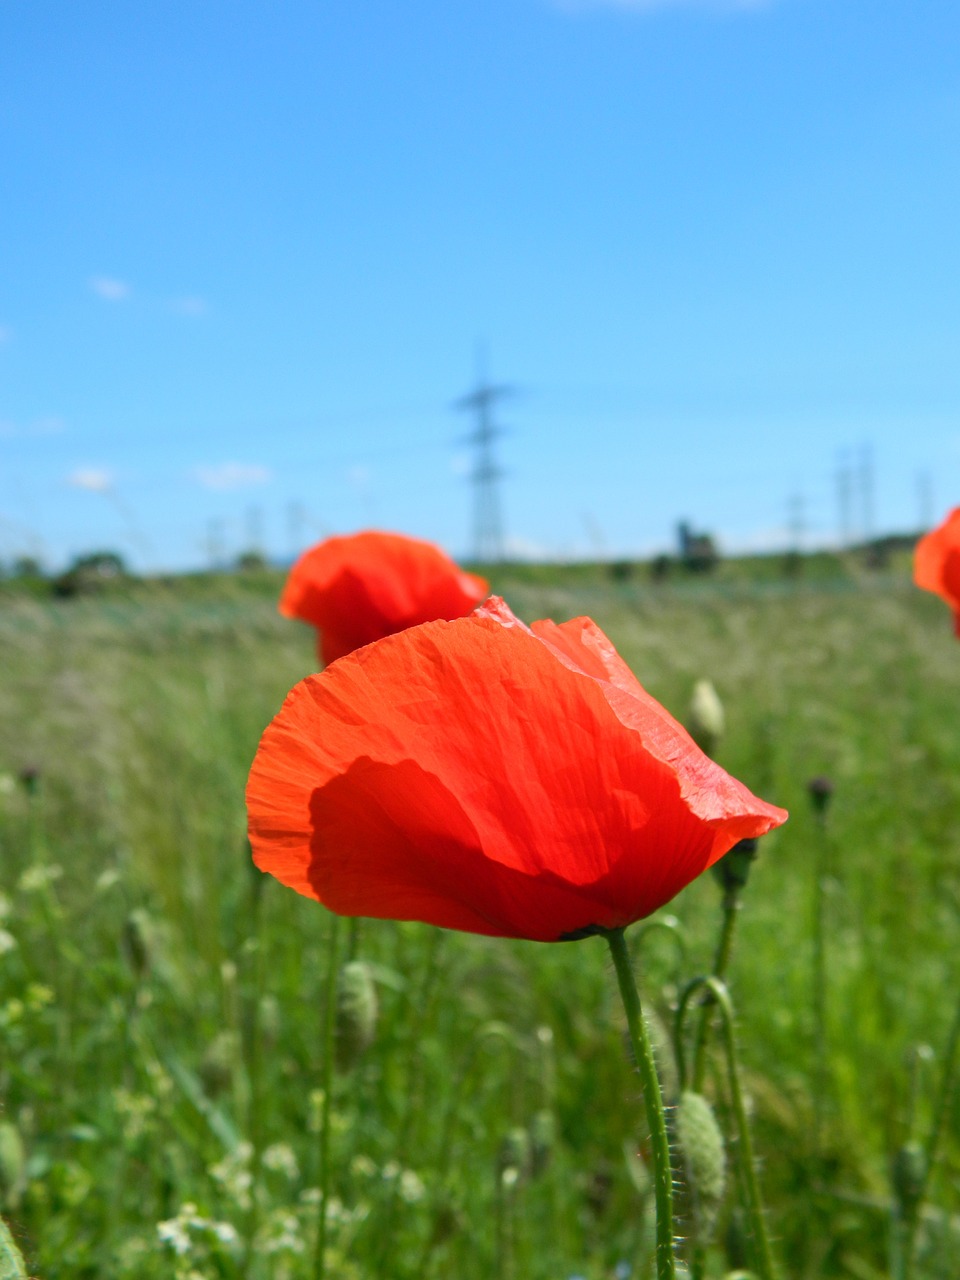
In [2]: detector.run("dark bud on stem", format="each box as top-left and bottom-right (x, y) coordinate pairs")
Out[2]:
(711, 838), (759, 896)
(807, 775), (835, 816)
(17, 766), (39, 797)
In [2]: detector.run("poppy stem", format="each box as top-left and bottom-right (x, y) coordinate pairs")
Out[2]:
(314, 910), (342, 1280)
(604, 926), (676, 1280)
(691, 886), (741, 1092)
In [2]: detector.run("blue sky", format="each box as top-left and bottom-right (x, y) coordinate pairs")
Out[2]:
(2, 0), (958, 571)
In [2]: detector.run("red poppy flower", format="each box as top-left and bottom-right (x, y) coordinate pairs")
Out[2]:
(246, 598), (787, 941)
(279, 530), (489, 665)
(914, 508), (960, 637)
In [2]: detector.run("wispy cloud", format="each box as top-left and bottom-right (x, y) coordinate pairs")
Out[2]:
(90, 276), (131, 302)
(68, 467), (114, 492)
(0, 324), (12, 345)
(169, 295), (208, 317)
(193, 462), (273, 491)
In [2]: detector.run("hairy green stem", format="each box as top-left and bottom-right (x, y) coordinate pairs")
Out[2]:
(692, 888), (741, 1092)
(605, 927), (676, 1280)
(314, 911), (342, 1280)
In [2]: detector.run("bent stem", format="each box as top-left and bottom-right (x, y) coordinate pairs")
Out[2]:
(314, 911), (342, 1280)
(678, 976), (776, 1280)
(604, 927), (676, 1280)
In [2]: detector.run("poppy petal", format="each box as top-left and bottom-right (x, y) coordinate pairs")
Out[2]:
(248, 599), (787, 940)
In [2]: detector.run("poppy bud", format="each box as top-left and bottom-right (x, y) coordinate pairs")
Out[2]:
(16, 766), (39, 797)
(676, 1091), (727, 1242)
(807, 776), (835, 817)
(711, 838), (759, 896)
(687, 681), (725, 759)
(335, 960), (378, 1071)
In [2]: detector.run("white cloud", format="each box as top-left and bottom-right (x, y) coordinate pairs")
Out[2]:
(193, 462), (272, 491)
(0, 324), (12, 345)
(90, 276), (131, 302)
(68, 467), (114, 493)
(170, 295), (208, 317)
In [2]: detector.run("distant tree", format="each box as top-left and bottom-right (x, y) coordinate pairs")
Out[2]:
(235, 549), (268, 572)
(12, 555), (45, 579)
(608, 559), (634, 583)
(53, 550), (129, 597)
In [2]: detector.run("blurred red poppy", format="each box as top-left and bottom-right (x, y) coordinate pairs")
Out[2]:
(280, 530), (489, 665)
(914, 508), (960, 637)
(247, 598), (787, 941)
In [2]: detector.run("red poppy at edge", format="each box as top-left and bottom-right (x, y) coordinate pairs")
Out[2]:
(914, 508), (960, 637)
(246, 597), (788, 942)
(279, 530), (489, 665)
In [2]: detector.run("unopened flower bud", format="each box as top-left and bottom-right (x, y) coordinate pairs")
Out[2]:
(807, 775), (835, 816)
(687, 681), (725, 758)
(676, 1090), (727, 1243)
(335, 960), (378, 1071)
(711, 838), (759, 896)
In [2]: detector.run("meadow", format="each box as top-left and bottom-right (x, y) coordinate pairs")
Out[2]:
(1, 555), (959, 1279)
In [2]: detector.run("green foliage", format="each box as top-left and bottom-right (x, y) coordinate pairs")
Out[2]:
(0, 567), (958, 1277)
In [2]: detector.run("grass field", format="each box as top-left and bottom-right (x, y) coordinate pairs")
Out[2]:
(1, 557), (959, 1279)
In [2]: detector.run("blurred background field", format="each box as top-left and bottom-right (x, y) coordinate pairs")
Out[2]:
(2, 554), (959, 1278)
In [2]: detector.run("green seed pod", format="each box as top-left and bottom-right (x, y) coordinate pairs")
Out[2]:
(335, 960), (378, 1071)
(0, 1123), (25, 1211)
(0, 1215), (27, 1279)
(676, 1090), (727, 1243)
(687, 681), (725, 759)
(892, 1141), (926, 1222)
(711, 837), (759, 896)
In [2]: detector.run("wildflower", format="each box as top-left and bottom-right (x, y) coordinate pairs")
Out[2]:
(914, 507), (960, 635)
(247, 598), (787, 941)
(280, 529), (489, 665)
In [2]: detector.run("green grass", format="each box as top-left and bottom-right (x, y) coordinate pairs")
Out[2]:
(1, 563), (959, 1278)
